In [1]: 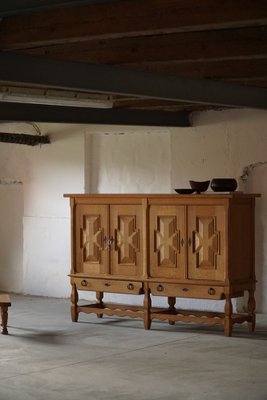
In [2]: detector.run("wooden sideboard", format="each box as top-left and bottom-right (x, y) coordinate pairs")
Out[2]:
(64, 193), (260, 336)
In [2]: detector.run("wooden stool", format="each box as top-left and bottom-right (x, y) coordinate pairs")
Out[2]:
(0, 294), (11, 335)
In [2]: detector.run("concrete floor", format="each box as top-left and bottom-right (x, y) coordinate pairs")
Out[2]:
(1, 295), (267, 400)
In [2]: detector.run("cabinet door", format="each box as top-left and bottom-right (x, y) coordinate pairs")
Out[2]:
(149, 205), (186, 279)
(75, 204), (109, 275)
(188, 205), (225, 281)
(110, 205), (144, 277)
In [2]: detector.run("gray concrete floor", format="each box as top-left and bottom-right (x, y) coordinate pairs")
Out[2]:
(0, 294), (267, 400)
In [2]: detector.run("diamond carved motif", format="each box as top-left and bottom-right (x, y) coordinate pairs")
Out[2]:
(193, 217), (220, 269)
(81, 215), (103, 263)
(116, 216), (140, 265)
(155, 216), (180, 267)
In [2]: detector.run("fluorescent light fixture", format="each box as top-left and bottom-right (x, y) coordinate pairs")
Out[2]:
(0, 86), (113, 108)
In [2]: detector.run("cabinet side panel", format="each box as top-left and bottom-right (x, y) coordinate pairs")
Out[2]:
(75, 204), (109, 275)
(149, 205), (186, 279)
(229, 200), (255, 282)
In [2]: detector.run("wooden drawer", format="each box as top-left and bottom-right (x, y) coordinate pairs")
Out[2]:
(73, 277), (143, 295)
(150, 282), (225, 300)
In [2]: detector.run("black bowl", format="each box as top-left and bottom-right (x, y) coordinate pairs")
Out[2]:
(174, 188), (195, 194)
(211, 178), (237, 192)
(189, 180), (210, 194)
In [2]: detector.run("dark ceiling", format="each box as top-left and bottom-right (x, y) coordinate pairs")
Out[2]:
(1, 0), (267, 127)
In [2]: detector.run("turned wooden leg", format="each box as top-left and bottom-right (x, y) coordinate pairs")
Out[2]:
(144, 289), (151, 330)
(71, 283), (79, 322)
(248, 288), (256, 333)
(96, 291), (104, 318)
(224, 295), (233, 337)
(168, 297), (176, 325)
(1, 306), (9, 335)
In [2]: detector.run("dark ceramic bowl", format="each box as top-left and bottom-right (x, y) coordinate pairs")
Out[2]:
(189, 180), (210, 194)
(211, 178), (237, 192)
(174, 188), (195, 194)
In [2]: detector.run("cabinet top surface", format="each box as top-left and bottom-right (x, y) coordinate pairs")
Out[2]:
(64, 193), (260, 199)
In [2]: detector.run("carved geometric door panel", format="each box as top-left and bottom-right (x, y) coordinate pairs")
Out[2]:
(150, 205), (186, 279)
(75, 205), (109, 275)
(188, 205), (225, 281)
(110, 205), (144, 277)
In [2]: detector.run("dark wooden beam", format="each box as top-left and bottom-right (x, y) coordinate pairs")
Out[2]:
(1, 53), (267, 109)
(124, 59), (267, 81)
(1, 0), (267, 49)
(14, 26), (267, 65)
(0, 102), (191, 127)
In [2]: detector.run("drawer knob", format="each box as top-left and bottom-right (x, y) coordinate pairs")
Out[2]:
(81, 280), (87, 287)
(127, 283), (134, 290)
(157, 284), (164, 292)
(182, 287), (189, 292)
(208, 288), (216, 295)
(104, 282), (111, 287)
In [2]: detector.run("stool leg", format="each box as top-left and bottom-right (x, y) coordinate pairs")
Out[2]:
(1, 306), (9, 335)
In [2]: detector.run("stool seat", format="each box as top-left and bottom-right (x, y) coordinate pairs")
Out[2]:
(0, 294), (11, 335)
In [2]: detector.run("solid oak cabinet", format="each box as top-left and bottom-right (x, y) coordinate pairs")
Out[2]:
(64, 193), (260, 336)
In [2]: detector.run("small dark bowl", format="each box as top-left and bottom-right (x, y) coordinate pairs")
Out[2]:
(211, 178), (237, 192)
(174, 188), (195, 194)
(189, 180), (210, 194)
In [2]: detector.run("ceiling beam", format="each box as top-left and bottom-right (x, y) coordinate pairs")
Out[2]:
(0, 0), (117, 17)
(14, 26), (267, 66)
(0, 102), (191, 127)
(125, 59), (267, 81)
(1, 53), (267, 109)
(1, 0), (267, 49)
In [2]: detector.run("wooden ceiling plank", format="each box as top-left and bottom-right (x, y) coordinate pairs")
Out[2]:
(1, 0), (267, 49)
(13, 26), (267, 65)
(0, 102), (191, 127)
(1, 53), (267, 109)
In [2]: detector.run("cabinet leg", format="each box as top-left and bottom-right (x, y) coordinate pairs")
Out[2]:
(71, 284), (79, 322)
(168, 297), (176, 325)
(248, 288), (256, 333)
(144, 289), (151, 330)
(224, 295), (233, 337)
(1, 306), (9, 335)
(96, 291), (104, 319)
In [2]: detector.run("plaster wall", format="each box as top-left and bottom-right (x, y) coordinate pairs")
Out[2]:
(0, 123), (85, 297)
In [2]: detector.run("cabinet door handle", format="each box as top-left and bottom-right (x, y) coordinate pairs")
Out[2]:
(208, 288), (216, 295)
(81, 280), (87, 287)
(157, 284), (164, 292)
(104, 236), (114, 249)
(104, 282), (111, 287)
(127, 283), (134, 290)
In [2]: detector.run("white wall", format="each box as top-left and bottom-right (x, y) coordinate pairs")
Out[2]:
(0, 184), (23, 293)
(85, 126), (172, 193)
(0, 123), (85, 297)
